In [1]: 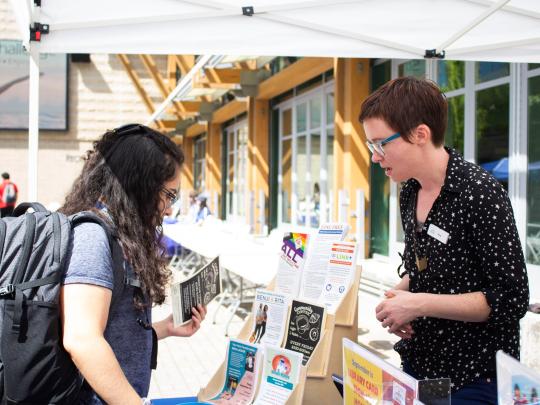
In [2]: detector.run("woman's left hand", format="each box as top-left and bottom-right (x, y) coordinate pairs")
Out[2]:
(166, 304), (207, 338)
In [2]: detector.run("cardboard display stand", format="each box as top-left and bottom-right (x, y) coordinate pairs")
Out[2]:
(199, 265), (362, 405)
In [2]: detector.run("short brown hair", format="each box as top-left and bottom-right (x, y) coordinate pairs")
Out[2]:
(359, 76), (447, 147)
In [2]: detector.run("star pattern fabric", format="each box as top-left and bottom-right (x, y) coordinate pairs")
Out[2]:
(395, 147), (529, 392)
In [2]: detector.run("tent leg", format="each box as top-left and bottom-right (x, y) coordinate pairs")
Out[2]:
(28, 42), (40, 202)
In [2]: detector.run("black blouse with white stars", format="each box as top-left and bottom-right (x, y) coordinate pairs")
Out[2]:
(395, 147), (529, 391)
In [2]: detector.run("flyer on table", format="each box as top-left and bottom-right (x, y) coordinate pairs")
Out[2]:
(284, 300), (326, 366)
(248, 289), (289, 347)
(496, 350), (540, 405)
(275, 232), (309, 297)
(319, 241), (358, 313)
(299, 223), (349, 302)
(171, 256), (222, 326)
(208, 338), (260, 405)
(342, 338), (417, 405)
(253, 346), (304, 405)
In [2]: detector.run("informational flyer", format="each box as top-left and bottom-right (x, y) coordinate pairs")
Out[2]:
(253, 346), (304, 405)
(319, 241), (358, 314)
(275, 232), (309, 297)
(299, 223), (348, 302)
(342, 338), (417, 405)
(171, 256), (222, 326)
(496, 350), (540, 405)
(209, 339), (260, 405)
(248, 289), (289, 347)
(284, 300), (326, 366)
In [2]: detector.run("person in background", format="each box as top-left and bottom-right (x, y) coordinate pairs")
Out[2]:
(0, 172), (18, 217)
(360, 77), (529, 404)
(185, 190), (199, 223)
(195, 194), (211, 224)
(60, 124), (206, 404)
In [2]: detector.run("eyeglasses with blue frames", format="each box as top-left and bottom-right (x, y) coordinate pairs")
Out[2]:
(161, 187), (179, 208)
(365, 132), (401, 156)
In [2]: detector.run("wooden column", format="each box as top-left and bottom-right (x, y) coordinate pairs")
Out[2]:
(333, 58), (371, 254)
(248, 98), (270, 234)
(207, 123), (222, 218)
(181, 137), (195, 193)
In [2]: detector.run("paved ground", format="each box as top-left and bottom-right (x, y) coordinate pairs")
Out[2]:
(148, 282), (400, 400)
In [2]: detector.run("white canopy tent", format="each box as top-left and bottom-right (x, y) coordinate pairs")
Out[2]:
(6, 0), (540, 198)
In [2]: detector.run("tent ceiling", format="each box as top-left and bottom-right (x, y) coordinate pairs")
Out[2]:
(8, 0), (540, 63)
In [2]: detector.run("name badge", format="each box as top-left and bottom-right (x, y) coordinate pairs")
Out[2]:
(427, 224), (449, 244)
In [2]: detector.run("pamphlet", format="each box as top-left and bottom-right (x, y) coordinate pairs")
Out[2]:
(275, 232), (309, 297)
(170, 256), (222, 326)
(248, 289), (289, 347)
(496, 350), (540, 405)
(299, 223), (349, 302)
(208, 338), (260, 405)
(342, 338), (417, 405)
(253, 346), (304, 405)
(284, 300), (326, 366)
(319, 241), (358, 313)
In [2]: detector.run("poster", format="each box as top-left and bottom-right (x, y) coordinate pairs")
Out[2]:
(253, 346), (304, 405)
(248, 289), (289, 347)
(275, 232), (309, 297)
(300, 223), (349, 302)
(0, 40), (68, 130)
(497, 351), (540, 405)
(284, 300), (325, 366)
(319, 241), (358, 313)
(343, 338), (417, 405)
(171, 256), (222, 326)
(209, 339), (260, 405)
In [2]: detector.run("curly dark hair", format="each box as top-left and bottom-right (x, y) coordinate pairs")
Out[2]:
(60, 124), (184, 306)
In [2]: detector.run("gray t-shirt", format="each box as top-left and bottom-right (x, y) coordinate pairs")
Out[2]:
(62, 223), (152, 404)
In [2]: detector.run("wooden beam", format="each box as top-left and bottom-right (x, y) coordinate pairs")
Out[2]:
(248, 98), (270, 234)
(192, 82), (239, 90)
(206, 123), (222, 217)
(174, 55), (195, 76)
(140, 55), (202, 119)
(139, 54), (170, 99)
(212, 100), (248, 124)
(257, 57), (333, 100)
(182, 137), (195, 191)
(117, 54), (166, 130)
(167, 55), (177, 92)
(199, 68), (243, 85)
(333, 58), (371, 254)
(186, 122), (207, 138)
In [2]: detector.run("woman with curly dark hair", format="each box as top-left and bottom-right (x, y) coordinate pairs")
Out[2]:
(60, 124), (206, 404)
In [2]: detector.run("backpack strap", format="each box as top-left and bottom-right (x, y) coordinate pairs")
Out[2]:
(12, 202), (47, 216)
(70, 211), (128, 312)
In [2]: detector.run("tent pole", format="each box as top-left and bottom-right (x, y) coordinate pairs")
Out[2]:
(435, 0), (510, 54)
(28, 41), (40, 202)
(448, 36), (540, 57)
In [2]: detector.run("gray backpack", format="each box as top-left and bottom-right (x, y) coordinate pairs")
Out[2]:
(0, 202), (125, 404)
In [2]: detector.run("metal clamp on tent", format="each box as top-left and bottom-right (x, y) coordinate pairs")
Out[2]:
(242, 6), (254, 16)
(30, 22), (49, 42)
(424, 49), (445, 59)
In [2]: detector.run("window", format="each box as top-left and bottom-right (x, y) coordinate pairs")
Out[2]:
(527, 70), (540, 265)
(276, 80), (334, 228)
(194, 136), (206, 191)
(225, 120), (248, 220)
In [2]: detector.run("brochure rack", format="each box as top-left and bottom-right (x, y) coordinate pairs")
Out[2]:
(198, 265), (362, 405)
(302, 264), (362, 405)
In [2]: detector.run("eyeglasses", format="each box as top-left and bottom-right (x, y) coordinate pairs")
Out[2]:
(161, 187), (179, 208)
(365, 132), (401, 156)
